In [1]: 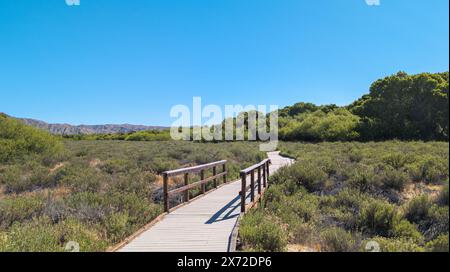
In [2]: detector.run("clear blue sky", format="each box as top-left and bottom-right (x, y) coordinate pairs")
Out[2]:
(1, 0), (448, 126)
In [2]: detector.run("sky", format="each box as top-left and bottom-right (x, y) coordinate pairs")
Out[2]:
(0, 0), (448, 126)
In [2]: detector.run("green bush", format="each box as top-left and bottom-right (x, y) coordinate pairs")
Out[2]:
(407, 156), (448, 184)
(359, 201), (399, 237)
(380, 168), (409, 191)
(404, 196), (432, 225)
(0, 217), (107, 252)
(279, 108), (360, 141)
(0, 195), (45, 230)
(437, 185), (449, 206)
(320, 227), (360, 252)
(382, 153), (415, 170)
(346, 167), (378, 193)
(425, 234), (449, 252)
(272, 162), (328, 192)
(0, 115), (63, 163)
(0, 163), (54, 194)
(103, 212), (130, 243)
(392, 220), (424, 244)
(239, 211), (288, 252)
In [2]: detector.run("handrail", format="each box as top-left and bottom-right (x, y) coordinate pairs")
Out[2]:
(240, 159), (270, 174)
(163, 160), (227, 212)
(164, 160), (227, 176)
(240, 159), (271, 213)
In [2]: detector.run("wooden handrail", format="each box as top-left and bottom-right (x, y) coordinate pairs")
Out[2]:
(163, 160), (228, 212)
(240, 159), (271, 213)
(240, 159), (270, 175)
(164, 160), (227, 176)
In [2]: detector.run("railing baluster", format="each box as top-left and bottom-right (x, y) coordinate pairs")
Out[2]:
(250, 170), (255, 202)
(163, 173), (169, 212)
(257, 166), (262, 195)
(222, 164), (227, 184)
(213, 166), (217, 188)
(262, 162), (267, 188)
(241, 172), (246, 213)
(184, 173), (189, 202)
(200, 169), (206, 194)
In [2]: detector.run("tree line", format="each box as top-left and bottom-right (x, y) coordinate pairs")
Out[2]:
(278, 71), (448, 142)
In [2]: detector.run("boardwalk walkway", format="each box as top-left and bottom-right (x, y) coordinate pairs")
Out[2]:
(118, 151), (294, 252)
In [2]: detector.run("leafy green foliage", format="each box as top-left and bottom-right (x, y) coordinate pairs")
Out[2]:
(239, 211), (288, 252)
(279, 108), (360, 141)
(0, 114), (63, 163)
(350, 71), (449, 141)
(241, 141), (448, 252)
(277, 71), (449, 142)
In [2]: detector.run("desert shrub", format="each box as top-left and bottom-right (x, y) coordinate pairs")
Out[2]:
(100, 159), (135, 174)
(0, 217), (107, 252)
(425, 234), (449, 252)
(109, 171), (157, 199)
(359, 201), (399, 237)
(382, 153), (415, 169)
(239, 211), (288, 252)
(149, 157), (180, 174)
(437, 185), (449, 206)
(0, 162), (55, 194)
(55, 165), (104, 193)
(64, 192), (110, 223)
(407, 156), (448, 184)
(346, 167), (378, 193)
(0, 195), (46, 230)
(104, 192), (162, 226)
(348, 150), (364, 163)
(380, 168), (409, 191)
(424, 205), (449, 241)
(103, 211), (130, 243)
(391, 220), (424, 244)
(404, 196), (432, 225)
(320, 227), (360, 252)
(272, 162), (327, 193)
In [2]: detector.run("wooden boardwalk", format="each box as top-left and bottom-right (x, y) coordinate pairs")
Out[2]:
(118, 151), (294, 252)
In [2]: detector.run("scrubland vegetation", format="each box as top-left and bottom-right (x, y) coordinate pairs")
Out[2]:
(1, 71), (448, 252)
(0, 114), (264, 251)
(239, 141), (449, 252)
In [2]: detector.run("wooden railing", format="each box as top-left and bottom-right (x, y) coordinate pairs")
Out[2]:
(163, 160), (227, 212)
(240, 159), (271, 213)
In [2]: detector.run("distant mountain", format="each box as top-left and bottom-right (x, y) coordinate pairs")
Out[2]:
(17, 117), (167, 135)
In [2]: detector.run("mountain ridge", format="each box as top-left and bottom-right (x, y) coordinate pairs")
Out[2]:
(15, 116), (167, 135)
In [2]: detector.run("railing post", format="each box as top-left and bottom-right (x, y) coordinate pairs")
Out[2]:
(257, 166), (262, 195)
(163, 173), (169, 213)
(262, 163), (267, 188)
(200, 169), (206, 194)
(223, 163), (227, 184)
(266, 161), (270, 183)
(250, 170), (255, 202)
(184, 173), (189, 202)
(213, 166), (217, 188)
(240, 172), (246, 213)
